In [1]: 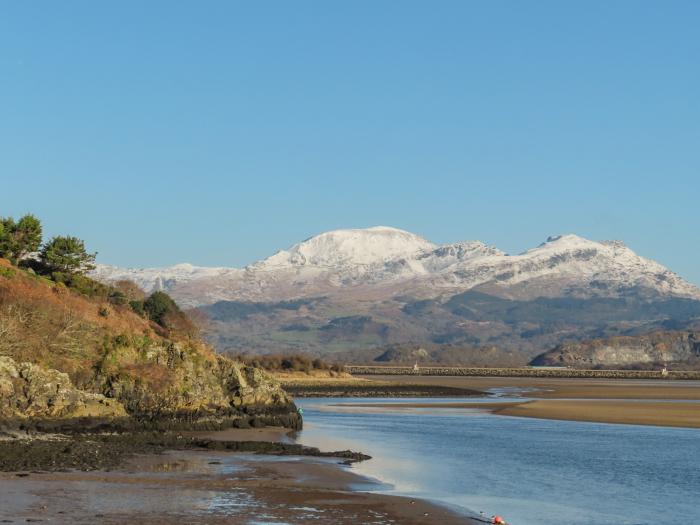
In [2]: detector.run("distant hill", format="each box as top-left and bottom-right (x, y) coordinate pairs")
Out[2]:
(531, 330), (700, 370)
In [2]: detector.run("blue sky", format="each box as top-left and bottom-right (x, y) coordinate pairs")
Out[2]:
(1, 2), (699, 282)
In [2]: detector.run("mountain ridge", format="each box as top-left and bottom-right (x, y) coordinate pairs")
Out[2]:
(92, 227), (700, 307)
(91, 227), (700, 365)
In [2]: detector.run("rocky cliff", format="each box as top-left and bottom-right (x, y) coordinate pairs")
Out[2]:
(531, 331), (700, 369)
(0, 355), (126, 422)
(0, 259), (300, 431)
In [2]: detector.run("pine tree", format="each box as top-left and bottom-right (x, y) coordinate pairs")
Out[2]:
(39, 236), (97, 275)
(0, 214), (43, 264)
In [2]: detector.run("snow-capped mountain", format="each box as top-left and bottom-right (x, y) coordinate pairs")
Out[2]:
(92, 226), (700, 308)
(93, 227), (700, 361)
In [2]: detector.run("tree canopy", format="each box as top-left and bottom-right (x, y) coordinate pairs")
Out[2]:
(0, 214), (43, 264)
(39, 235), (97, 275)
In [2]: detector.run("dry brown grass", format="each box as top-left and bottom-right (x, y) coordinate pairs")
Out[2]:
(0, 258), (217, 395)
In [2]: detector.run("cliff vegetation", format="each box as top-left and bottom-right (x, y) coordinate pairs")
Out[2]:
(0, 214), (300, 432)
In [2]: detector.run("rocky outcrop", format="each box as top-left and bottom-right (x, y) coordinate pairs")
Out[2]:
(0, 355), (126, 423)
(531, 331), (700, 369)
(0, 352), (301, 432)
(87, 343), (300, 430)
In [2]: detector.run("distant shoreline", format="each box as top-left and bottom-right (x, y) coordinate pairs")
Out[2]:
(345, 365), (700, 380)
(284, 381), (483, 398)
(333, 399), (700, 429)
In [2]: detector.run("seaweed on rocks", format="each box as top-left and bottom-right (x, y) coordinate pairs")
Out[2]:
(0, 432), (370, 472)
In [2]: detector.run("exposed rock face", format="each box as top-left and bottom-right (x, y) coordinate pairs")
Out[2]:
(0, 352), (300, 431)
(531, 331), (700, 368)
(213, 356), (302, 428)
(0, 355), (126, 422)
(89, 343), (300, 430)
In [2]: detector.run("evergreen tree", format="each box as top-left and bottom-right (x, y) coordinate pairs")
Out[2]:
(40, 236), (97, 275)
(0, 214), (43, 264)
(0, 220), (6, 256)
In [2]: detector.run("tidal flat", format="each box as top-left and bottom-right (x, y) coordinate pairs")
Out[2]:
(0, 427), (473, 525)
(349, 374), (700, 427)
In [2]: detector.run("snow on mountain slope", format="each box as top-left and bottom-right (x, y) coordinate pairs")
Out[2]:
(92, 228), (700, 306)
(256, 226), (436, 269)
(416, 233), (698, 299)
(91, 263), (240, 295)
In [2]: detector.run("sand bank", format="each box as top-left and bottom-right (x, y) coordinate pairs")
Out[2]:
(496, 399), (700, 428)
(358, 374), (700, 400)
(336, 399), (700, 429)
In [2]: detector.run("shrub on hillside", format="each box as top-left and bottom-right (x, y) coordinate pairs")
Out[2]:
(235, 353), (344, 374)
(129, 300), (146, 317)
(143, 292), (180, 326)
(51, 272), (111, 298)
(142, 291), (198, 336)
(108, 289), (128, 305)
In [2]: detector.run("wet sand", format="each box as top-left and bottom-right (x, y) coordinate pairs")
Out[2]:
(0, 449), (476, 524)
(332, 401), (524, 411)
(360, 374), (700, 399)
(336, 399), (700, 428)
(346, 375), (700, 428)
(496, 399), (700, 428)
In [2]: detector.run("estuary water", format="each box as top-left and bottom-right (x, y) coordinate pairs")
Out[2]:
(296, 398), (700, 525)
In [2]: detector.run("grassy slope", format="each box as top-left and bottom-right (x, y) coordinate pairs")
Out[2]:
(0, 259), (210, 388)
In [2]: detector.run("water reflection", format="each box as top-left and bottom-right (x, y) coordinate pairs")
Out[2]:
(296, 397), (700, 525)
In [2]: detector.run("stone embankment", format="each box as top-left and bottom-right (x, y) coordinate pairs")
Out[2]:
(346, 366), (700, 380)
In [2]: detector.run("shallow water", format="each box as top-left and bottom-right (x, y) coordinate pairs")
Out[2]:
(296, 397), (700, 525)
